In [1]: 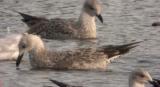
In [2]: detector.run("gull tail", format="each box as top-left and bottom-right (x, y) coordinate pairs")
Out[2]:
(49, 79), (82, 87)
(152, 22), (160, 26)
(17, 12), (38, 22)
(16, 11), (44, 26)
(101, 41), (142, 61)
(49, 79), (71, 87)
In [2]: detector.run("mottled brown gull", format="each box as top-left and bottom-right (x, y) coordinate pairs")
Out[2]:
(48, 69), (153, 87)
(16, 33), (140, 70)
(17, 0), (103, 40)
(129, 69), (152, 87)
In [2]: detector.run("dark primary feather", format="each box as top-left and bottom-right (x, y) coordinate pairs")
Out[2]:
(100, 41), (142, 58)
(49, 79), (83, 87)
(150, 79), (160, 87)
(18, 12), (38, 22)
(17, 12), (47, 26)
(152, 22), (160, 26)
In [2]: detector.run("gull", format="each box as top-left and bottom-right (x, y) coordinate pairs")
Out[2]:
(16, 33), (140, 70)
(129, 69), (152, 87)
(17, 0), (103, 40)
(49, 69), (153, 87)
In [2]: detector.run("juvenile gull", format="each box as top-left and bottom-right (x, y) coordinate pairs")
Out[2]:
(129, 69), (153, 87)
(49, 69), (153, 87)
(17, 0), (103, 39)
(16, 33), (140, 70)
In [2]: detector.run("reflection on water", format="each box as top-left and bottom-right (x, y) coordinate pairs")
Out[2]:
(0, 0), (160, 87)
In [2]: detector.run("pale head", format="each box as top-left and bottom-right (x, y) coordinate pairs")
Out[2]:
(129, 69), (152, 87)
(83, 0), (103, 23)
(16, 33), (45, 68)
(18, 33), (44, 52)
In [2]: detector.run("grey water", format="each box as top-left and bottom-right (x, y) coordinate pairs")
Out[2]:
(0, 0), (160, 87)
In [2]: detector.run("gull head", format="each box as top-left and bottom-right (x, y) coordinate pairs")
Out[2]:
(83, 0), (103, 23)
(129, 69), (152, 87)
(16, 33), (44, 68)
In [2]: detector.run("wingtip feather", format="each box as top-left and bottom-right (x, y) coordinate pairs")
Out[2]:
(49, 79), (68, 87)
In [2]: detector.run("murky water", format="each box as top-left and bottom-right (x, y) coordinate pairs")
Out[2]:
(0, 0), (160, 87)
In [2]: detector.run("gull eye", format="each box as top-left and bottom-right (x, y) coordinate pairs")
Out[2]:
(88, 5), (95, 10)
(139, 74), (145, 78)
(85, 4), (95, 10)
(20, 43), (26, 49)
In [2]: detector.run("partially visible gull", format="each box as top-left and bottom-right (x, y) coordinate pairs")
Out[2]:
(129, 69), (152, 87)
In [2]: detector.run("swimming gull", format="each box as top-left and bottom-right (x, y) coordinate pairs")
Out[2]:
(129, 69), (153, 87)
(16, 33), (141, 70)
(17, 0), (103, 40)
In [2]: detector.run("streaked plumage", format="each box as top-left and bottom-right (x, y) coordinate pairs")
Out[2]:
(17, 0), (103, 39)
(16, 33), (140, 70)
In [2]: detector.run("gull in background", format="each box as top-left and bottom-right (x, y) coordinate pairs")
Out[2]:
(17, 0), (103, 40)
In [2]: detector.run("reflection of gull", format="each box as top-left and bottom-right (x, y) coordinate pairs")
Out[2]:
(0, 34), (21, 60)
(16, 33), (140, 70)
(49, 69), (153, 87)
(17, 0), (103, 39)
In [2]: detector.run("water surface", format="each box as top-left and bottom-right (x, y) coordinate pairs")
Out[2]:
(0, 0), (160, 87)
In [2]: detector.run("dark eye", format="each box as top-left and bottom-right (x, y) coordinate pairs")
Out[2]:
(85, 4), (95, 10)
(88, 5), (95, 10)
(139, 74), (145, 78)
(20, 43), (26, 49)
